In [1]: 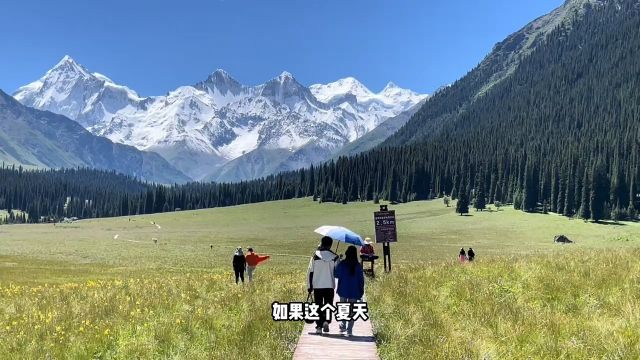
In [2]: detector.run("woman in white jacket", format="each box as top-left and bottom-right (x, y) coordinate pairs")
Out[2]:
(307, 236), (340, 334)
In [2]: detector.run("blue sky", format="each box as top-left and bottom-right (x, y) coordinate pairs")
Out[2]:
(1, 0), (562, 96)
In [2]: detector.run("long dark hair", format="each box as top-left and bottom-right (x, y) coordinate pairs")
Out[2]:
(344, 246), (358, 275)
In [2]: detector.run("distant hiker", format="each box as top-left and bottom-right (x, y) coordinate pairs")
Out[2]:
(307, 236), (340, 335)
(245, 247), (270, 282)
(335, 246), (365, 337)
(467, 248), (475, 262)
(458, 248), (467, 263)
(232, 247), (246, 284)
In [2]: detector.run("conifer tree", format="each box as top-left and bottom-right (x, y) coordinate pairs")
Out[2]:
(474, 185), (486, 211)
(456, 192), (470, 215)
(563, 166), (575, 217)
(590, 161), (609, 222)
(580, 168), (591, 221)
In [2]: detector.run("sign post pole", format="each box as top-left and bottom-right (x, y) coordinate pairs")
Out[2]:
(383, 242), (391, 272)
(374, 204), (397, 273)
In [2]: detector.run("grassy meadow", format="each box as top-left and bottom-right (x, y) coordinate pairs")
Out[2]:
(1, 198), (639, 359)
(370, 250), (640, 359)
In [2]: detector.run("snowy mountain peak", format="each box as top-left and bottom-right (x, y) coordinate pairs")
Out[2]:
(212, 68), (231, 76)
(56, 55), (79, 67)
(258, 71), (318, 108)
(378, 81), (425, 105)
(48, 55), (92, 79)
(382, 81), (399, 91)
(14, 58), (428, 182)
(195, 68), (243, 102)
(208, 69), (238, 84)
(14, 56), (142, 127)
(309, 77), (374, 103)
(309, 77), (428, 131)
(278, 71), (294, 80)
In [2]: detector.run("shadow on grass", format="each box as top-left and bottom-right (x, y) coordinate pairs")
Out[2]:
(592, 220), (627, 226)
(306, 332), (376, 342)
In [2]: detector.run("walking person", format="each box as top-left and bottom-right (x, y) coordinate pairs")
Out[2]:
(458, 248), (467, 263)
(307, 236), (340, 335)
(232, 247), (246, 284)
(467, 247), (475, 262)
(245, 247), (270, 282)
(335, 245), (365, 337)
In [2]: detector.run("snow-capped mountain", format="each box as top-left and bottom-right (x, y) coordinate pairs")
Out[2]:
(310, 77), (427, 133)
(14, 56), (428, 181)
(15, 56), (143, 128)
(0, 89), (189, 184)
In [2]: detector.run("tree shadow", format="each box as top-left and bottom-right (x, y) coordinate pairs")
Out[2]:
(592, 220), (627, 226)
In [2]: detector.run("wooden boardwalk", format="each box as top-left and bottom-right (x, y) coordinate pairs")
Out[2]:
(292, 292), (379, 360)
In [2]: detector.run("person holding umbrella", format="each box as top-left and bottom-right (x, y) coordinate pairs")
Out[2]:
(307, 236), (340, 334)
(335, 245), (365, 337)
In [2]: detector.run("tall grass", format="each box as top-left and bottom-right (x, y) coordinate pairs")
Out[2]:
(368, 250), (640, 359)
(0, 268), (304, 359)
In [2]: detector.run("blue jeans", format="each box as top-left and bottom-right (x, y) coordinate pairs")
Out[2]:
(340, 297), (357, 333)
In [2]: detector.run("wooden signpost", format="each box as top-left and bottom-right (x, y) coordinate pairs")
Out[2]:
(374, 205), (397, 272)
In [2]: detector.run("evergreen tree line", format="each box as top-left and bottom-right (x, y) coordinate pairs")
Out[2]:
(1, 1), (639, 223)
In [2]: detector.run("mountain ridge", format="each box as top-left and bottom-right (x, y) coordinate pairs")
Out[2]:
(0, 89), (190, 184)
(15, 58), (427, 181)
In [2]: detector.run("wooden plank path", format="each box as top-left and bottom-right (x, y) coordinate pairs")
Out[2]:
(292, 292), (379, 360)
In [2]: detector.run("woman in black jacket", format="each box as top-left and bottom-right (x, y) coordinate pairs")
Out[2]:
(232, 247), (246, 284)
(467, 248), (475, 262)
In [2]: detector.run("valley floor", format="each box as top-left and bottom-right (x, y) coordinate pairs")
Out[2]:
(0, 199), (639, 359)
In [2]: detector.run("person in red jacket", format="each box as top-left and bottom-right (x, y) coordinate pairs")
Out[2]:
(245, 247), (270, 282)
(360, 238), (378, 260)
